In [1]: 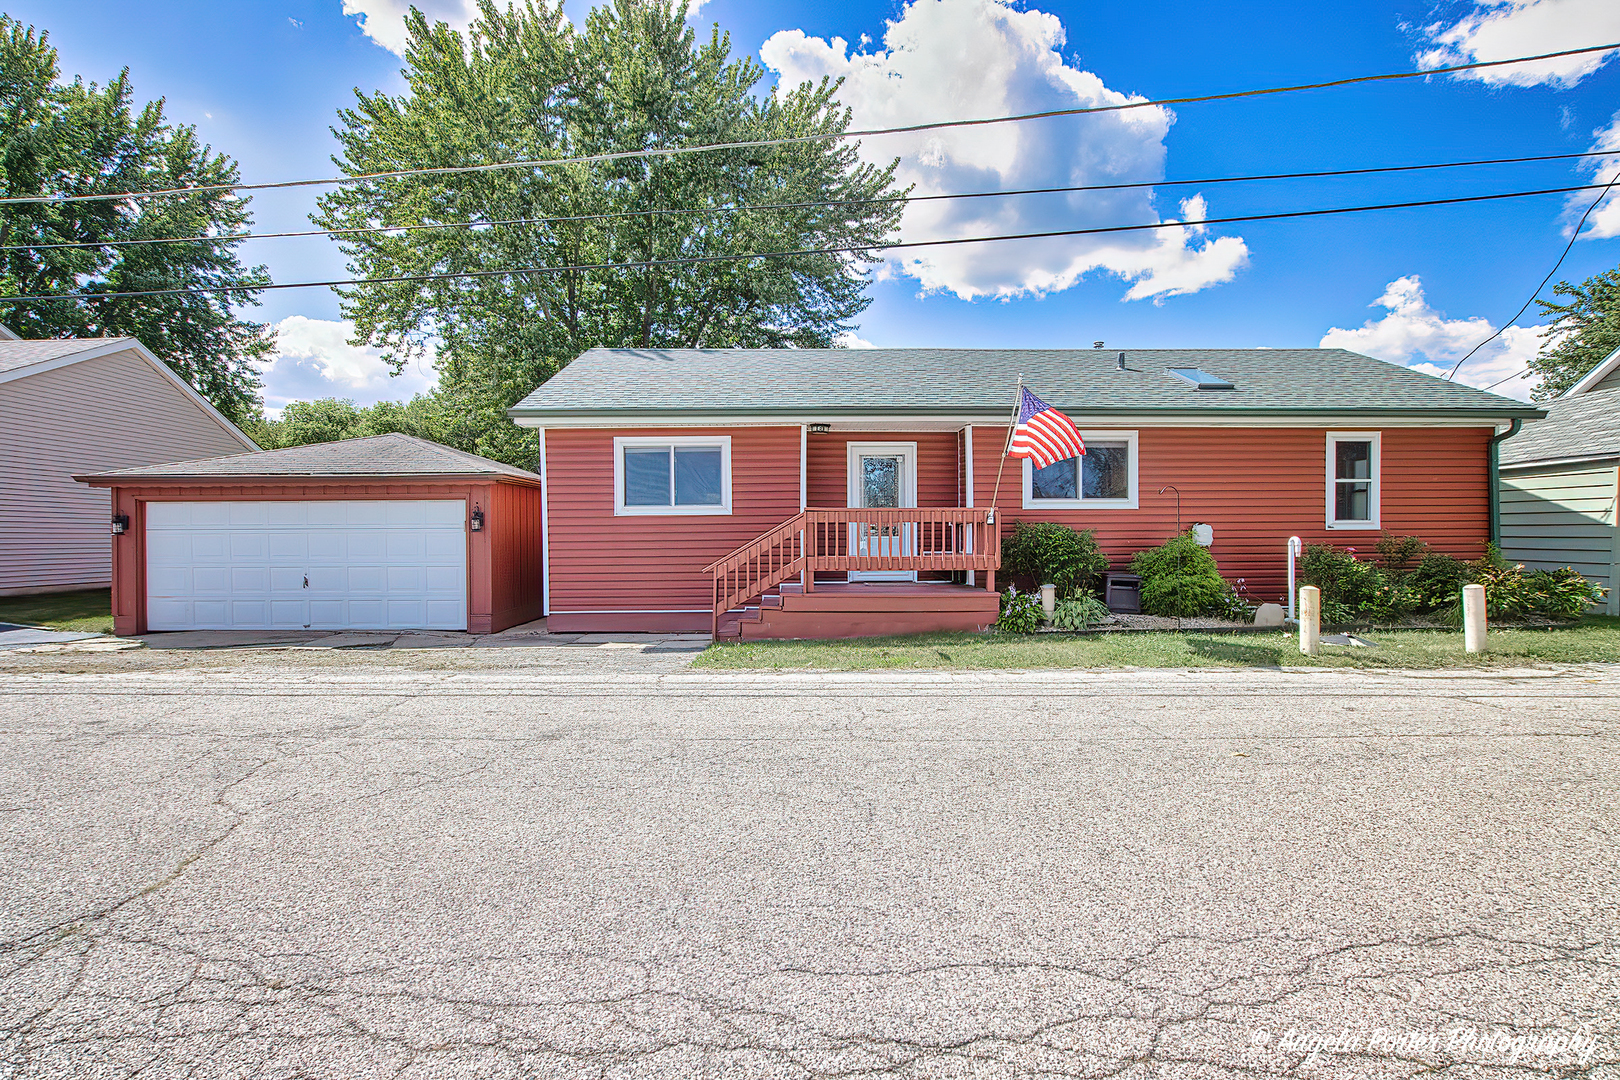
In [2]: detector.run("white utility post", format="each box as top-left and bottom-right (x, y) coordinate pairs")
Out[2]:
(1462, 583), (1487, 653)
(1298, 585), (1321, 656)
(1286, 536), (1302, 620)
(1039, 584), (1056, 626)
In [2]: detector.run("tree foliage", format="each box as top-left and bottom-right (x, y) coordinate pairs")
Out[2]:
(245, 397), (443, 450)
(0, 15), (274, 422)
(1529, 263), (1620, 400)
(315, 0), (903, 466)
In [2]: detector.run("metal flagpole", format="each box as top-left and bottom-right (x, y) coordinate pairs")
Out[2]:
(987, 374), (1024, 524)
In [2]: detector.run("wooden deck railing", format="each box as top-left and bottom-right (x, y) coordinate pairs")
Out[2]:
(703, 507), (1001, 638)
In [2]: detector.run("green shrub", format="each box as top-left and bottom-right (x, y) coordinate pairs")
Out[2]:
(1407, 552), (1468, 610)
(1524, 567), (1607, 617)
(1209, 582), (1256, 623)
(1130, 532), (1228, 617)
(1001, 522), (1110, 599)
(1053, 595), (1111, 630)
(1301, 543), (1388, 617)
(1320, 599), (1354, 625)
(996, 587), (1044, 634)
(1374, 532), (1428, 574)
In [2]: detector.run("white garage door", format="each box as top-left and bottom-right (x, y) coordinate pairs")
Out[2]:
(146, 501), (467, 631)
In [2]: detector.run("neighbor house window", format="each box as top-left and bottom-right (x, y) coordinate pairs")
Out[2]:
(614, 436), (731, 515)
(1021, 432), (1138, 509)
(1326, 432), (1380, 529)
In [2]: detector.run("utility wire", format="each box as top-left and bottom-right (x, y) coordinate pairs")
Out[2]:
(1445, 167), (1620, 381)
(0, 181), (1608, 304)
(5, 148), (1612, 255)
(1, 41), (1615, 208)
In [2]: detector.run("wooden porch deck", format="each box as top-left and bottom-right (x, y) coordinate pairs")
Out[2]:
(719, 579), (1000, 640)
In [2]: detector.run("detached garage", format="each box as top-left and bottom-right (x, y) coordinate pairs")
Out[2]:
(77, 434), (543, 636)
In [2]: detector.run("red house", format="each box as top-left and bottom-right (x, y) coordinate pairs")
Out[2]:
(508, 347), (1542, 638)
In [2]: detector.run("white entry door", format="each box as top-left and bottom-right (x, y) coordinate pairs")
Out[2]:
(846, 442), (918, 582)
(145, 501), (467, 631)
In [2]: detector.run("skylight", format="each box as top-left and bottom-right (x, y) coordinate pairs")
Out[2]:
(1167, 368), (1235, 391)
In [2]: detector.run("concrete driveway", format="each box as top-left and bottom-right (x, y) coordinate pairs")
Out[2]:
(0, 663), (1615, 1078)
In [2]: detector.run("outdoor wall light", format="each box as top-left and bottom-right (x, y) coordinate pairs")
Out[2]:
(808, 423), (831, 434)
(470, 505), (485, 532)
(111, 513), (129, 536)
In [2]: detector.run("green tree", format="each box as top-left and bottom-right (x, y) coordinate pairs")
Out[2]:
(315, 0), (902, 466)
(0, 16), (274, 423)
(1529, 264), (1620, 400)
(246, 396), (444, 449)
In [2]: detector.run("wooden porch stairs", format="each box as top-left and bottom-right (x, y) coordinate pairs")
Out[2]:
(704, 508), (1002, 641)
(717, 580), (1001, 640)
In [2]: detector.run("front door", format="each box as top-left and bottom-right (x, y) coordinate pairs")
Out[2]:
(847, 442), (918, 581)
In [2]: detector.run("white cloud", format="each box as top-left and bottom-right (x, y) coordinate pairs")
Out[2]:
(1575, 110), (1620, 238)
(260, 316), (437, 414)
(1416, 0), (1620, 88)
(1319, 276), (1543, 401)
(759, 0), (1248, 303)
(341, 0), (480, 55)
(836, 331), (876, 348)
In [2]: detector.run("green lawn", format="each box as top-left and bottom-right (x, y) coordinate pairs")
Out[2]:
(694, 619), (1620, 671)
(0, 589), (113, 634)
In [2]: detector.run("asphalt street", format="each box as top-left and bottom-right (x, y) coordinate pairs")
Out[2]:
(0, 658), (1615, 1078)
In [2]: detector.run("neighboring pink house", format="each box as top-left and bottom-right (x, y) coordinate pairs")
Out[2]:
(0, 332), (256, 597)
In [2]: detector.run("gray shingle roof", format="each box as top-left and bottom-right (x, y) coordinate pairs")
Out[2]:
(507, 348), (1542, 419)
(78, 434), (539, 482)
(1499, 387), (1620, 466)
(0, 337), (126, 376)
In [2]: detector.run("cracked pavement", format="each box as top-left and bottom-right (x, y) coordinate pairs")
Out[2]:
(0, 659), (1616, 1078)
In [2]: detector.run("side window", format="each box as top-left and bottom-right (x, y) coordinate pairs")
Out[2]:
(1023, 433), (1138, 509)
(615, 438), (731, 514)
(1327, 433), (1379, 528)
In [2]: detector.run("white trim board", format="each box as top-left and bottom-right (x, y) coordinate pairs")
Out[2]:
(1564, 343), (1620, 397)
(612, 435), (733, 516)
(1020, 430), (1140, 510)
(537, 427), (550, 618)
(1326, 431), (1382, 531)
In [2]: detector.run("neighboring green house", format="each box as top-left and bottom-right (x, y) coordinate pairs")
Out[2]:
(1498, 346), (1620, 615)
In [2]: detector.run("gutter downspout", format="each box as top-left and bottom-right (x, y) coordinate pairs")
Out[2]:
(1487, 419), (1523, 548)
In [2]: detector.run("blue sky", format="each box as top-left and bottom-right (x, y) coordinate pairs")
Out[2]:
(12, 0), (1620, 408)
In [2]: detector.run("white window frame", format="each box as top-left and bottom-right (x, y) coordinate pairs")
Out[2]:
(613, 435), (732, 516)
(1326, 431), (1380, 530)
(1020, 430), (1139, 510)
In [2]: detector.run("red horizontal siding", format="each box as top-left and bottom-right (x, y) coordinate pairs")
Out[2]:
(806, 430), (961, 508)
(971, 425), (1493, 605)
(545, 426), (801, 616)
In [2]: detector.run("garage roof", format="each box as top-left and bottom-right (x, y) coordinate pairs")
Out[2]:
(77, 433), (539, 483)
(1499, 387), (1620, 468)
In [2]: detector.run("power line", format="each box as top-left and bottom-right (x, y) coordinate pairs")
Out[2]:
(1445, 167), (1620, 381)
(5, 148), (1613, 255)
(1, 41), (1615, 209)
(0, 181), (1608, 305)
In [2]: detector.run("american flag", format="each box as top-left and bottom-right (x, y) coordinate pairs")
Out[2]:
(1008, 387), (1085, 469)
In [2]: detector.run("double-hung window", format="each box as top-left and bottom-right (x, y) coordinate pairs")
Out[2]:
(614, 436), (731, 515)
(1021, 431), (1138, 509)
(1326, 432), (1379, 529)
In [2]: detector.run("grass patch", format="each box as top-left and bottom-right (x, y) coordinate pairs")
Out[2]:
(0, 589), (113, 634)
(694, 619), (1620, 671)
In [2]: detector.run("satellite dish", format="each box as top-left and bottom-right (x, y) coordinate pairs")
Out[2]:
(1191, 522), (1214, 547)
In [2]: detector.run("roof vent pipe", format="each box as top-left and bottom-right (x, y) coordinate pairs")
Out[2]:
(1116, 352), (1126, 371)
(1093, 341), (1104, 349)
